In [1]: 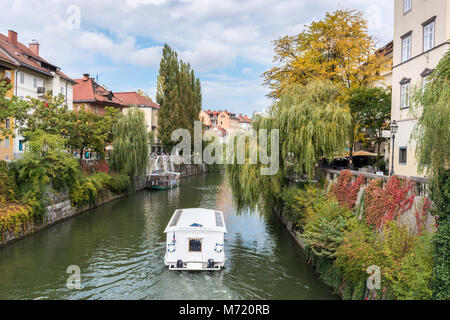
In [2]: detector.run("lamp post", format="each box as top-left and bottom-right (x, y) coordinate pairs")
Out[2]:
(390, 120), (399, 176)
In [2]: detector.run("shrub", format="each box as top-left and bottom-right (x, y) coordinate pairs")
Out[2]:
(335, 223), (384, 285)
(107, 173), (130, 194)
(282, 184), (327, 229)
(300, 200), (354, 259)
(69, 178), (98, 207)
(0, 203), (33, 241)
(389, 233), (433, 300)
(69, 171), (130, 207)
(0, 161), (17, 206)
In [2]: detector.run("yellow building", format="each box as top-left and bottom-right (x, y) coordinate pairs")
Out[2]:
(0, 69), (15, 161)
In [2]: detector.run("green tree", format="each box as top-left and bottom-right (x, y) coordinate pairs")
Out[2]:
(19, 96), (120, 161)
(67, 105), (120, 161)
(110, 108), (149, 180)
(156, 44), (202, 151)
(412, 48), (450, 300)
(0, 78), (28, 140)
(17, 130), (80, 191)
(274, 80), (351, 177)
(227, 80), (351, 211)
(346, 87), (391, 159)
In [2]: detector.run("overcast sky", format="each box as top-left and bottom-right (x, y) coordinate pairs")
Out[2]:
(0, 0), (394, 116)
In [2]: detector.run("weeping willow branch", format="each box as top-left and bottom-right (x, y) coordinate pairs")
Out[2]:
(110, 108), (149, 179)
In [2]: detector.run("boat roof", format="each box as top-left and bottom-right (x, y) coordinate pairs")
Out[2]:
(164, 208), (227, 233)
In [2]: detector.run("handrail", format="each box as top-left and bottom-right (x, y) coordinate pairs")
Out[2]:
(322, 168), (428, 184)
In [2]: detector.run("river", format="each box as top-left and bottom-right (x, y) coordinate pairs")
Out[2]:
(0, 172), (337, 300)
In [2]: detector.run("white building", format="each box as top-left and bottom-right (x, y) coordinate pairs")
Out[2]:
(0, 30), (75, 159)
(391, 0), (450, 177)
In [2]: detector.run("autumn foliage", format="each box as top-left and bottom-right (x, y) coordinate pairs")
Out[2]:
(329, 170), (365, 209)
(364, 176), (416, 231)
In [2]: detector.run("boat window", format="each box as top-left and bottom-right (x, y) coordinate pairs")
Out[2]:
(215, 211), (223, 227)
(170, 210), (182, 227)
(189, 239), (202, 252)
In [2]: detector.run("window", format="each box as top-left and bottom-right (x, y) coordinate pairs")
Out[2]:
(4, 137), (9, 148)
(5, 71), (11, 79)
(402, 34), (412, 62)
(19, 72), (24, 84)
(33, 78), (37, 88)
(5, 118), (10, 129)
(404, 0), (412, 14)
(215, 211), (223, 227)
(399, 147), (407, 165)
(189, 239), (202, 252)
(60, 87), (65, 95)
(400, 82), (410, 109)
(423, 20), (435, 52)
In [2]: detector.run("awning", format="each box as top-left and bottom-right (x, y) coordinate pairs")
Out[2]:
(332, 150), (378, 159)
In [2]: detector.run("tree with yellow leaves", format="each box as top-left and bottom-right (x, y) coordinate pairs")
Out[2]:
(263, 9), (390, 99)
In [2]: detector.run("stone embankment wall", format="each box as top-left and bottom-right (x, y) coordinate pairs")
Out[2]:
(283, 168), (434, 239)
(321, 169), (434, 235)
(1, 189), (127, 248)
(174, 163), (209, 178)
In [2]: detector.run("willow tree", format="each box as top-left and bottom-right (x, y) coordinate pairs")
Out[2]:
(110, 108), (148, 179)
(412, 49), (450, 300)
(275, 80), (351, 177)
(263, 9), (389, 99)
(227, 80), (351, 212)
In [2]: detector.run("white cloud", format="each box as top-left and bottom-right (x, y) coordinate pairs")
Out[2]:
(0, 0), (394, 115)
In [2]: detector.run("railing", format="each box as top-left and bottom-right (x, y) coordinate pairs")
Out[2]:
(322, 168), (429, 196)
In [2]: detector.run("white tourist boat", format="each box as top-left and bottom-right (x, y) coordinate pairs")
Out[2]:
(164, 208), (227, 271)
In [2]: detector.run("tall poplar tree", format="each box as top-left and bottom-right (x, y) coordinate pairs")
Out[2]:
(156, 44), (202, 151)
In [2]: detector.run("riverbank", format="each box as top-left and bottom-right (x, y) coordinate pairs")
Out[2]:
(273, 169), (435, 300)
(0, 163), (209, 249)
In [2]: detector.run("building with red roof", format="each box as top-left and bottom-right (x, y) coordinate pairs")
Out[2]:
(73, 74), (127, 115)
(0, 29), (76, 160)
(115, 91), (163, 153)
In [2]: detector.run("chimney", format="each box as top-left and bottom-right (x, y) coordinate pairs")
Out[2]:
(8, 30), (18, 46)
(29, 39), (39, 56)
(83, 73), (90, 81)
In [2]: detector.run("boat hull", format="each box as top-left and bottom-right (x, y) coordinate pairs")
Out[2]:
(147, 184), (179, 191)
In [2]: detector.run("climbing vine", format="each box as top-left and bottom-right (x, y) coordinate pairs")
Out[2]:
(329, 170), (365, 209)
(364, 176), (415, 231)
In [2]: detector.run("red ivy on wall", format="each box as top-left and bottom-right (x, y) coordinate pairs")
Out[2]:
(364, 176), (416, 231)
(415, 197), (431, 235)
(81, 160), (109, 174)
(330, 170), (365, 209)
